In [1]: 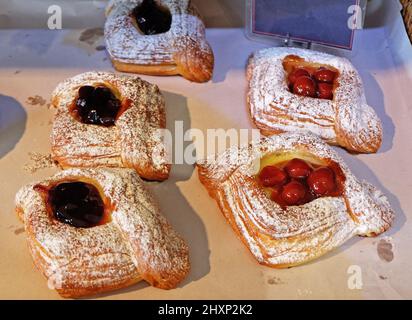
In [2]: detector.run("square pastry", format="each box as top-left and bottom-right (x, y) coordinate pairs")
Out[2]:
(15, 168), (190, 297)
(247, 47), (383, 153)
(51, 71), (170, 181)
(105, 0), (214, 82)
(197, 133), (393, 268)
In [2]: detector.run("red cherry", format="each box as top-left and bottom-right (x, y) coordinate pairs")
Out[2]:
(270, 185), (283, 201)
(285, 158), (312, 179)
(307, 167), (336, 196)
(259, 166), (288, 187)
(293, 76), (316, 97)
(317, 83), (333, 100)
(314, 68), (336, 83)
(281, 181), (307, 205)
(288, 68), (310, 86)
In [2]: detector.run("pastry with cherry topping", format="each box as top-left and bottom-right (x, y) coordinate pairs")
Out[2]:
(132, 0), (172, 36)
(197, 133), (394, 268)
(105, 0), (214, 82)
(247, 47), (383, 153)
(47, 181), (107, 228)
(286, 65), (337, 100)
(51, 71), (170, 181)
(258, 157), (342, 207)
(72, 85), (121, 127)
(15, 168), (190, 298)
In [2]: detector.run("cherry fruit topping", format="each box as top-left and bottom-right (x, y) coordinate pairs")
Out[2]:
(314, 67), (336, 83)
(285, 158), (312, 179)
(259, 166), (288, 187)
(307, 167), (336, 196)
(281, 181), (307, 206)
(288, 68), (310, 86)
(317, 82), (334, 100)
(293, 76), (317, 97)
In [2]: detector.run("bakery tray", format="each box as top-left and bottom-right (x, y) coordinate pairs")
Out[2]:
(1, 2), (412, 299)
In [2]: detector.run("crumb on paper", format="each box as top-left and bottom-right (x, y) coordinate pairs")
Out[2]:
(79, 27), (104, 45)
(267, 276), (285, 285)
(23, 152), (60, 173)
(377, 237), (394, 262)
(379, 275), (388, 280)
(14, 227), (25, 235)
(95, 45), (106, 51)
(26, 95), (47, 106)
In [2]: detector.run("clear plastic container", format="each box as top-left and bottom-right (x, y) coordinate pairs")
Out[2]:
(245, 0), (367, 50)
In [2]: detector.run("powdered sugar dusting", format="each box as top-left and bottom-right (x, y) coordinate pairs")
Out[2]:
(51, 71), (170, 181)
(104, 0), (214, 82)
(247, 47), (382, 153)
(23, 152), (60, 173)
(197, 133), (394, 267)
(15, 168), (190, 297)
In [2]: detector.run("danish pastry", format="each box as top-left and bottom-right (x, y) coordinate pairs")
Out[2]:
(105, 0), (214, 82)
(50, 71), (170, 181)
(15, 168), (190, 298)
(247, 47), (383, 153)
(197, 133), (394, 268)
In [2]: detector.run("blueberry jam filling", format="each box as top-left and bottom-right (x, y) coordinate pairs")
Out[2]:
(48, 182), (106, 228)
(74, 85), (121, 127)
(132, 0), (172, 35)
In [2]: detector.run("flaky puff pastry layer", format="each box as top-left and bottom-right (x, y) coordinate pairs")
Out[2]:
(15, 168), (190, 298)
(197, 133), (393, 268)
(105, 0), (214, 82)
(247, 47), (383, 153)
(51, 71), (170, 181)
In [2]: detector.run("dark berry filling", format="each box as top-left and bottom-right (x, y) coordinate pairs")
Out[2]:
(132, 0), (172, 35)
(258, 158), (345, 208)
(48, 182), (106, 228)
(73, 85), (121, 127)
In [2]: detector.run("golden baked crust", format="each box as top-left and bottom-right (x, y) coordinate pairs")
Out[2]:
(105, 0), (214, 82)
(197, 133), (394, 268)
(15, 168), (190, 298)
(51, 71), (170, 181)
(247, 47), (383, 153)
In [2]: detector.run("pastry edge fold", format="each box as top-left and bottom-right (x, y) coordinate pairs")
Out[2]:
(197, 133), (394, 267)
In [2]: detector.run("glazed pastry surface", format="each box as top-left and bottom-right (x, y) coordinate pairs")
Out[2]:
(247, 47), (383, 153)
(197, 133), (394, 268)
(15, 168), (190, 298)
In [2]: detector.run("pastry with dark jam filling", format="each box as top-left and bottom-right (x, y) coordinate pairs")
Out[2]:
(37, 181), (109, 228)
(132, 0), (172, 35)
(71, 85), (122, 127)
